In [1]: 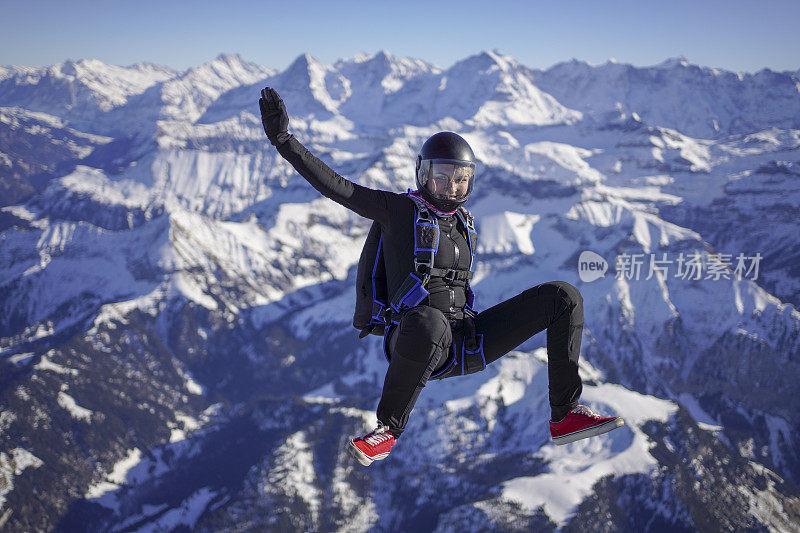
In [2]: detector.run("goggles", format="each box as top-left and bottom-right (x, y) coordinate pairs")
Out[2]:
(417, 159), (476, 202)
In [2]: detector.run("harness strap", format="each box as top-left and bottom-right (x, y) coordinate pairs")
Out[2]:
(387, 191), (477, 317)
(425, 267), (474, 281)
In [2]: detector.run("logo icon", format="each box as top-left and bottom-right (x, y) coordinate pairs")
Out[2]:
(578, 251), (608, 282)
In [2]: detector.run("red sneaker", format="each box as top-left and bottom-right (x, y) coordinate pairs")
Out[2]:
(550, 405), (624, 445)
(349, 422), (397, 466)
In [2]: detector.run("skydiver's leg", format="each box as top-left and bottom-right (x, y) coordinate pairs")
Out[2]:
(474, 281), (584, 421)
(376, 305), (453, 437)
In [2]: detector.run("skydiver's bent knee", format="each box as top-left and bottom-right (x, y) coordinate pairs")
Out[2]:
(388, 306), (452, 364)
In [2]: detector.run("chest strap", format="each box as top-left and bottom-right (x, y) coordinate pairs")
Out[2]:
(424, 267), (474, 281)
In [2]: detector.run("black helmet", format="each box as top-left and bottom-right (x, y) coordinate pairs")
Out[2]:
(415, 132), (476, 212)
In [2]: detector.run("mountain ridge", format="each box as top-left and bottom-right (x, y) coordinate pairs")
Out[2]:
(1, 49), (799, 531)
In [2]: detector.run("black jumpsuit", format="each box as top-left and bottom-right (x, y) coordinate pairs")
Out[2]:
(273, 135), (583, 438)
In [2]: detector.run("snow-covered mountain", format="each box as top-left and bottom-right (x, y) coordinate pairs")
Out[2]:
(1, 50), (799, 532)
(532, 56), (800, 138)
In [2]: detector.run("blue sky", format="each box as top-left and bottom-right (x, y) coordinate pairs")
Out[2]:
(1, 0), (798, 73)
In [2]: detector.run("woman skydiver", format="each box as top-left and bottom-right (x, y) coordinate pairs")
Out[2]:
(258, 87), (624, 467)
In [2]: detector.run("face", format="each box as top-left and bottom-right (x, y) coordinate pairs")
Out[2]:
(424, 163), (472, 200)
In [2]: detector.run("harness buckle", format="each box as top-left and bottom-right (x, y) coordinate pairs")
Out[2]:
(414, 259), (433, 277)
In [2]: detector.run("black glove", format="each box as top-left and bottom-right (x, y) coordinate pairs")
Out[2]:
(259, 87), (291, 146)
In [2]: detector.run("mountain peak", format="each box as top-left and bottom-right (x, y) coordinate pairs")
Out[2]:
(185, 53), (261, 74)
(544, 58), (592, 73)
(50, 58), (118, 78)
(287, 52), (320, 69)
(373, 49), (392, 61)
(127, 61), (177, 76)
(449, 49), (513, 73)
(656, 55), (691, 69)
(349, 49), (393, 67)
(58, 59), (80, 76)
(181, 53), (268, 83)
(214, 52), (244, 65)
(279, 53), (328, 88)
(479, 49), (513, 67)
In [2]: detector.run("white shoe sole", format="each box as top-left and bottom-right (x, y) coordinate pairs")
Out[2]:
(348, 440), (389, 466)
(552, 417), (625, 446)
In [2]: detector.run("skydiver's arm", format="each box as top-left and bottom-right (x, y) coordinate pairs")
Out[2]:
(260, 87), (393, 225)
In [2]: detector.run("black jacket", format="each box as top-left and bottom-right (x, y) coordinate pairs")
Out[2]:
(274, 135), (471, 317)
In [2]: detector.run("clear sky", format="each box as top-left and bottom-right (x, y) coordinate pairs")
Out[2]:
(1, 0), (798, 73)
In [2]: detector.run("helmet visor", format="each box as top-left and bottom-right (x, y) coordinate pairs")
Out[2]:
(418, 159), (476, 204)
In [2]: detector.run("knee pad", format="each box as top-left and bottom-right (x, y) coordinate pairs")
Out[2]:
(539, 281), (583, 309)
(546, 281), (583, 308)
(399, 305), (450, 341)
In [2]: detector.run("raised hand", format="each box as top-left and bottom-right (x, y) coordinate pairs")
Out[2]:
(259, 87), (291, 146)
